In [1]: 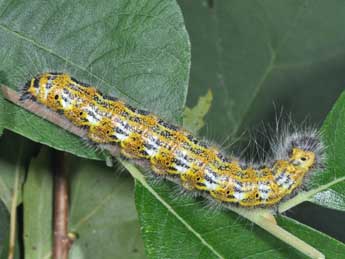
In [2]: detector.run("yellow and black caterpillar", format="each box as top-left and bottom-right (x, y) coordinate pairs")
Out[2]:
(21, 72), (325, 207)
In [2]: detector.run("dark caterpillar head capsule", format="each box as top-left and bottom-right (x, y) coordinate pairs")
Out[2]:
(20, 72), (62, 99)
(19, 76), (40, 101)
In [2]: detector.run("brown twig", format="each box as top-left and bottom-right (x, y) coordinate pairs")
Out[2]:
(1, 86), (86, 138)
(0, 86), (117, 156)
(1, 86), (73, 258)
(53, 151), (71, 259)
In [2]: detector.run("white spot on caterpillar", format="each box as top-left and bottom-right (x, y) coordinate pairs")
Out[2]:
(234, 192), (245, 201)
(116, 133), (127, 141)
(204, 181), (218, 190)
(259, 192), (269, 200)
(258, 182), (270, 191)
(174, 165), (187, 173)
(145, 148), (158, 156)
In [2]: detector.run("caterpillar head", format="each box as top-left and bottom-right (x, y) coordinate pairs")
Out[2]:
(20, 72), (72, 111)
(273, 129), (325, 171)
(289, 148), (316, 171)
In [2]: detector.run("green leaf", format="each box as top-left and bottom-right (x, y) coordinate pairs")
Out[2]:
(135, 182), (345, 259)
(0, 200), (21, 259)
(0, 0), (190, 160)
(0, 132), (37, 259)
(68, 156), (146, 259)
(23, 147), (53, 259)
(277, 216), (345, 258)
(134, 1), (345, 258)
(310, 182), (345, 212)
(313, 91), (345, 187)
(134, 66), (345, 258)
(183, 89), (213, 134)
(0, 200), (10, 257)
(0, 70), (9, 135)
(179, 0), (345, 139)
(19, 146), (146, 259)
(0, 131), (35, 210)
(2, 0), (344, 258)
(306, 91), (345, 212)
(279, 92), (345, 213)
(0, 1), (190, 258)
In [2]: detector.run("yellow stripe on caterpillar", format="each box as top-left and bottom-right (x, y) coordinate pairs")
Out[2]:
(20, 72), (325, 207)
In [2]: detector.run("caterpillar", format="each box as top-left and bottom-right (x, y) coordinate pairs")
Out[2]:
(20, 72), (325, 208)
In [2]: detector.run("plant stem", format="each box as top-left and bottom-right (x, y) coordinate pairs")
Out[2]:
(278, 176), (345, 213)
(8, 141), (23, 259)
(53, 151), (71, 259)
(243, 212), (325, 259)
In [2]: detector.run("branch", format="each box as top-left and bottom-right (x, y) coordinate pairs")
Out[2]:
(53, 151), (72, 259)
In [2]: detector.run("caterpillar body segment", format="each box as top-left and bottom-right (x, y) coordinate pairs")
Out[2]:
(21, 72), (325, 207)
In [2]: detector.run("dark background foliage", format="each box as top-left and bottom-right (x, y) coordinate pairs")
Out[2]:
(178, 0), (345, 244)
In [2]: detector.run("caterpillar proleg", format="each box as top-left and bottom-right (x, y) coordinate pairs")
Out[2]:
(18, 72), (325, 208)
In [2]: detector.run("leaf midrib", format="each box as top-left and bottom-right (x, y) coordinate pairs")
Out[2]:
(123, 161), (225, 259)
(279, 176), (345, 213)
(231, 1), (309, 136)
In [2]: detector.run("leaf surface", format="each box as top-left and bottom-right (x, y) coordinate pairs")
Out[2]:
(68, 157), (146, 259)
(0, 1), (189, 258)
(23, 147), (53, 259)
(0, 131), (34, 210)
(310, 182), (345, 212)
(179, 0), (345, 138)
(135, 1), (345, 257)
(1, 0), (345, 258)
(0, 0), (190, 160)
(279, 92), (345, 213)
(0, 201), (10, 257)
(135, 182), (345, 259)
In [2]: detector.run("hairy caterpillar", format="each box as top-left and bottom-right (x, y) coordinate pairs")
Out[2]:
(20, 72), (325, 208)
